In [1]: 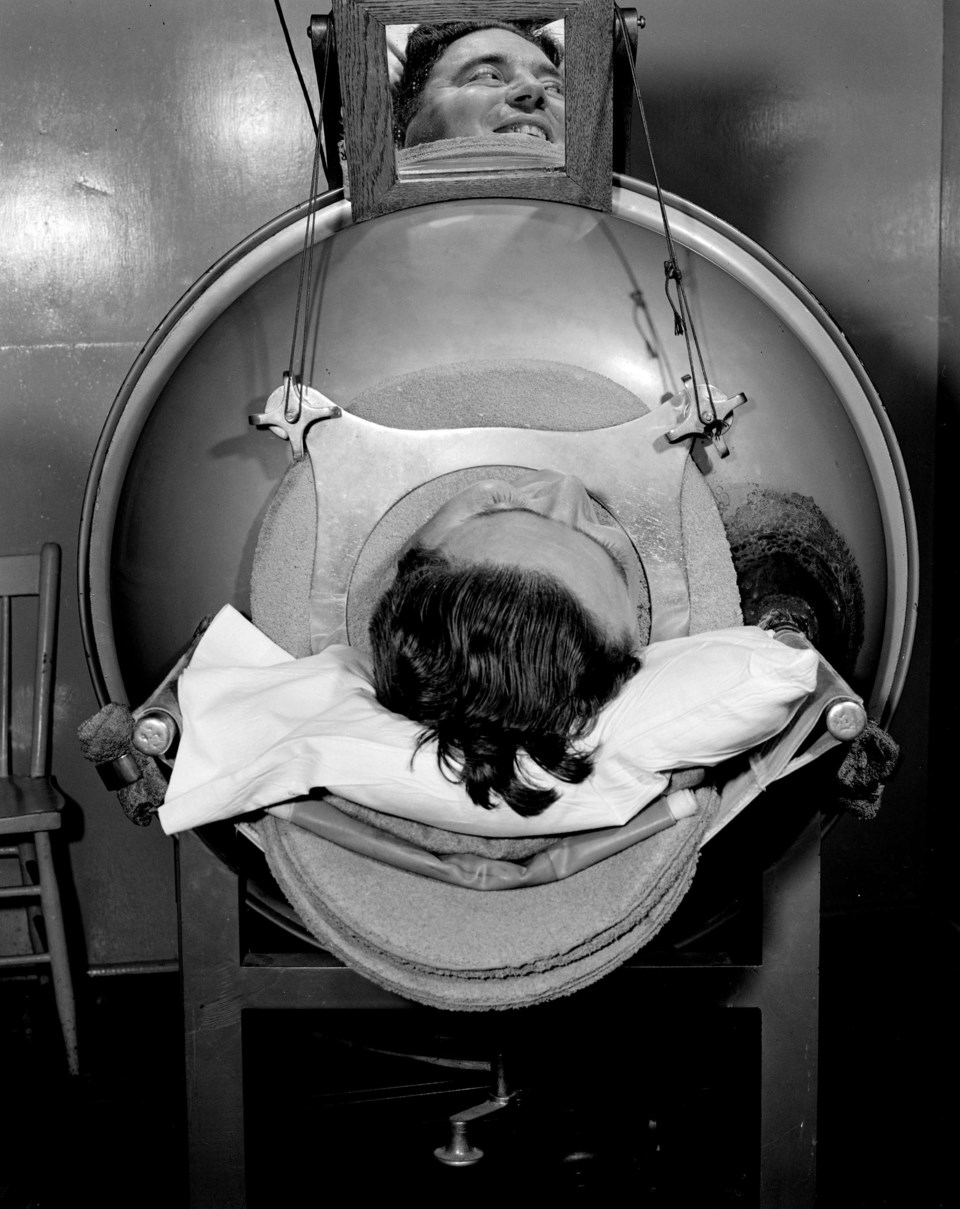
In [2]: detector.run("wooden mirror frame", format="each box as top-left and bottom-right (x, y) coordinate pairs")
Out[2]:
(332, 0), (614, 221)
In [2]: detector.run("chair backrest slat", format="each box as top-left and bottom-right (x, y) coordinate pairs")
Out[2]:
(0, 544), (61, 780)
(33, 544), (61, 778)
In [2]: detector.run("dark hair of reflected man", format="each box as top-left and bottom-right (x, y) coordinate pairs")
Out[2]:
(392, 20), (563, 147)
(369, 545), (641, 817)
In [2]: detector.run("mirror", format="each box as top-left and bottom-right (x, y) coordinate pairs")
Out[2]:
(332, 0), (613, 220)
(389, 19), (566, 177)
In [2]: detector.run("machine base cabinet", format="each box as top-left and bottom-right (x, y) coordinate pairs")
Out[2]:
(178, 817), (818, 1207)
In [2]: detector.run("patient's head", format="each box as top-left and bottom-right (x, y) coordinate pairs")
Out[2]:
(393, 22), (564, 149)
(369, 472), (643, 817)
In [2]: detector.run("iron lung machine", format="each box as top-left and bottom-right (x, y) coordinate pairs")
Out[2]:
(78, 8), (916, 1206)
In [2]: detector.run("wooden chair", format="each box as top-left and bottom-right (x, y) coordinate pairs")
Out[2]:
(0, 542), (79, 1076)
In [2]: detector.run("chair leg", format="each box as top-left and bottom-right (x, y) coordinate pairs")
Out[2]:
(34, 830), (80, 1077)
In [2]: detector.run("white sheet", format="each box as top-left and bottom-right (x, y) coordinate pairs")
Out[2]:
(159, 606), (817, 838)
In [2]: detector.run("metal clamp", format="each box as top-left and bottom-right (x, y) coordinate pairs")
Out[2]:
(250, 376), (342, 460)
(666, 376), (747, 458)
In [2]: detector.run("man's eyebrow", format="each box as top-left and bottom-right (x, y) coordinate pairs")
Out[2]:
(473, 503), (631, 586)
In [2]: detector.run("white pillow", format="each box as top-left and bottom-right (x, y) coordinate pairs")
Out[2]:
(592, 628), (821, 770)
(159, 607), (817, 838)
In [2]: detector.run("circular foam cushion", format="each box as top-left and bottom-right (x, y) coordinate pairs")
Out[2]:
(258, 785), (718, 1010)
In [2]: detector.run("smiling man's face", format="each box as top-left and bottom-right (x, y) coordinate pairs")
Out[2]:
(403, 28), (565, 149)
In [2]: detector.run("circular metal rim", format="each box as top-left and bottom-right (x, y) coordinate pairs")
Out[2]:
(78, 189), (351, 706)
(78, 179), (917, 723)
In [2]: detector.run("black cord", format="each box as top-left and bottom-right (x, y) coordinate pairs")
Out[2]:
(281, 13), (335, 418)
(273, 0), (318, 135)
(284, 124), (326, 420)
(615, 7), (718, 431)
(297, 114), (327, 391)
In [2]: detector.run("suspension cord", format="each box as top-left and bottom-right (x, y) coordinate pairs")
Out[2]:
(281, 17), (334, 420)
(273, 0), (318, 135)
(615, 7), (718, 430)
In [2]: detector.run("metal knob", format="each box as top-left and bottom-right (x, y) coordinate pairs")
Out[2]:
(132, 710), (179, 757)
(825, 699), (867, 742)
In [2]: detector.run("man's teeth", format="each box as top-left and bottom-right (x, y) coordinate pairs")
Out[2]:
(499, 124), (547, 139)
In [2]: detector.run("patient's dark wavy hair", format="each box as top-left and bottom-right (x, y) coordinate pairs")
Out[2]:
(392, 20), (563, 147)
(369, 545), (641, 817)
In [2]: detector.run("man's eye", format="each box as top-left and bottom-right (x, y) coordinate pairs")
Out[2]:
(543, 79), (564, 96)
(467, 65), (502, 84)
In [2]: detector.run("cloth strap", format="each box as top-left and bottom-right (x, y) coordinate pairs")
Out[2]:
(268, 779), (700, 891)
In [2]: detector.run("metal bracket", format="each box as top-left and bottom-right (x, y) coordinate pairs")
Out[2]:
(300, 399), (700, 651)
(249, 376), (342, 461)
(666, 376), (747, 458)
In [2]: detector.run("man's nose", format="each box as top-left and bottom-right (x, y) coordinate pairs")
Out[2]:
(505, 73), (548, 111)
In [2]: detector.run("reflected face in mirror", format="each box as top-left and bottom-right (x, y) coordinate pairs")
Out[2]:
(402, 28), (565, 150)
(409, 470), (641, 647)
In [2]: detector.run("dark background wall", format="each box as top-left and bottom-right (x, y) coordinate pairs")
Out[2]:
(0, 0), (946, 991)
